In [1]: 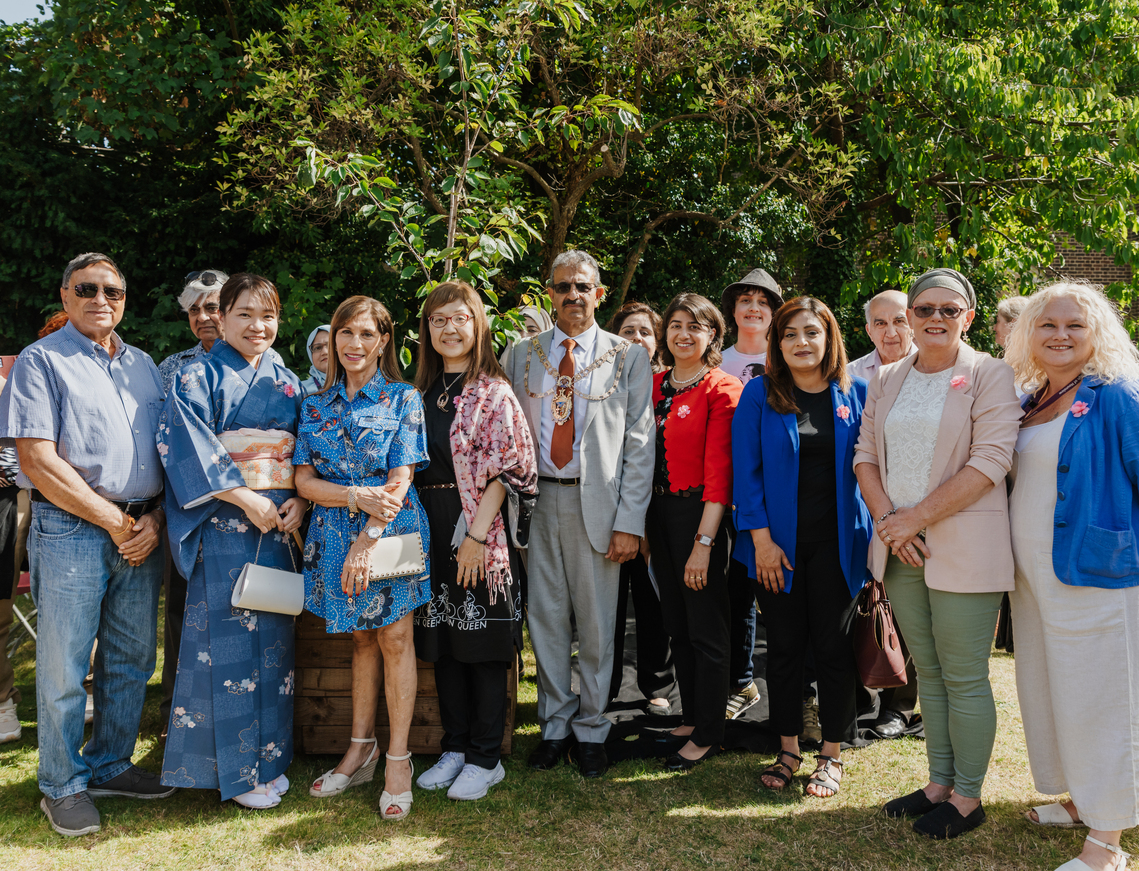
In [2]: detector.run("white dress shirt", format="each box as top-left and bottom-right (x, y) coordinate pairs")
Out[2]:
(538, 322), (599, 477)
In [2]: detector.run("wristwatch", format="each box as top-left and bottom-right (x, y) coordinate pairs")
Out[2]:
(693, 533), (714, 547)
(365, 525), (383, 540)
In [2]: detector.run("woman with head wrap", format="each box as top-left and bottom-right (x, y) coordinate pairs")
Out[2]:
(854, 268), (1021, 839)
(300, 325), (332, 397)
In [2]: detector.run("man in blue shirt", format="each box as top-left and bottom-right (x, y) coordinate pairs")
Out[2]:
(0, 252), (174, 837)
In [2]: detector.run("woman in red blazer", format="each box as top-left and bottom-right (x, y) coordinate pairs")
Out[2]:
(646, 292), (742, 771)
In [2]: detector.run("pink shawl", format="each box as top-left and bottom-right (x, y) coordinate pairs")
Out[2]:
(450, 373), (539, 604)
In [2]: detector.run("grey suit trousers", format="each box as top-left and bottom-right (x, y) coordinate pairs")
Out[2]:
(528, 482), (619, 743)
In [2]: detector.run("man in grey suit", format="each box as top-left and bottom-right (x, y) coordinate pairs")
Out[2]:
(501, 250), (654, 777)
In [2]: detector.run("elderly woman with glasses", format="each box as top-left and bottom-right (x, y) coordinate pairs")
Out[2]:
(854, 268), (1021, 839)
(157, 270), (228, 394)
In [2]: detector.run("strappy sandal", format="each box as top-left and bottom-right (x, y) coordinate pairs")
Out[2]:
(379, 751), (414, 821)
(760, 749), (802, 791)
(1055, 836), (1131, 871)
(806, 754), (843, 798)
(310, 736), (379, 797)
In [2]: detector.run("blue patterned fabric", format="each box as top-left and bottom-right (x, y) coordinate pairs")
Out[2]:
(295, 369), (432, 633)
(157, 341), (210, 394)
(157, 341), (301, 800)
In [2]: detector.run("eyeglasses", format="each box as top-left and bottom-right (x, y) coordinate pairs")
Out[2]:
(188, 303), (221, 316)
(74, 283), (126, 302)
(551, 281), (595, 295)
(310, 341), (329, 353)
(185, 270), (221, 288)
(911, 304), (965, 320)
(428, 313), (473, 329)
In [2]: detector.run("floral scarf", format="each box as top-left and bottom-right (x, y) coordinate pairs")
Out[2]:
(450, 373), (539, 605)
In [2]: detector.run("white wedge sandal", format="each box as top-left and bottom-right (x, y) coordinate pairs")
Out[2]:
(1055, 836), (1131, 871)
(379, 751), (414, 821)
(309, 737), (379, 798)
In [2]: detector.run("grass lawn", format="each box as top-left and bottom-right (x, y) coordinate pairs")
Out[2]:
(0, 631), (1129, 870)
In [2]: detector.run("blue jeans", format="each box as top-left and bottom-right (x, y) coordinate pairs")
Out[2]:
(29, 502), (162, 799)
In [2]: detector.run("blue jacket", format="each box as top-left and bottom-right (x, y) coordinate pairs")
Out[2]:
(732, 375), (872, 597)
(1041, 378), (1139, 588)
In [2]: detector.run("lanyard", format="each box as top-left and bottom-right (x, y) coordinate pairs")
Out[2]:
(1021, 374), (1082, 424)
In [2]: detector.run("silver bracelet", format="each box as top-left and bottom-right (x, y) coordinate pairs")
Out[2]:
(876, 508), (896, 525)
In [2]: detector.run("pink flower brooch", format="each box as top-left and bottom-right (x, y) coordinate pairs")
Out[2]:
(836, 405), (850, 420)
(677, 405), (691, 418)
(1071, 400), (1090, 417)
(950, 376), (968, 390)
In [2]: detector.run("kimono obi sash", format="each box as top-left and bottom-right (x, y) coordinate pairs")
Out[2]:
(218, 428), (296, 490)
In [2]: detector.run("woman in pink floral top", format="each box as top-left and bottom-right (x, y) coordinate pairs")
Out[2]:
(412, 281), (538, 801)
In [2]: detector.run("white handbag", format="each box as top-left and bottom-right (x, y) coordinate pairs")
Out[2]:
(231, 533), (305, 615)
(367, 531), (427, 581)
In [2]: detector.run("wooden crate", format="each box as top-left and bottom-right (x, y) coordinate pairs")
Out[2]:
(293, 609), (517, 756)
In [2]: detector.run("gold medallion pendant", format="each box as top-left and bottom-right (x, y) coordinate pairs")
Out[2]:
(551, 391), (572, 425)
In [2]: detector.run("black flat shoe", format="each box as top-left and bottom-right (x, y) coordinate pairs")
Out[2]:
(528, 736), (575, 771)
(574, 742), (609, 778)
(913, 801), (986, 839)
(664, 745), (719, 772)
(883, 788), (945, 818)
(872, 709), (909, 739)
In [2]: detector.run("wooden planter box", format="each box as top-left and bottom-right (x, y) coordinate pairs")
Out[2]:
(293, 610), (517, 756)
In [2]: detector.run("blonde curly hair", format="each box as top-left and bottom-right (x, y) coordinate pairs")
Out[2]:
(1004, 281), (1139, 392)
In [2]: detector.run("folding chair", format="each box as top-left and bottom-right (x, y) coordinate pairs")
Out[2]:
(7, 571), (36, 656)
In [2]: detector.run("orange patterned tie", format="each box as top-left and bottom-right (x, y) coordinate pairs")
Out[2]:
(550, 338), (576, 469)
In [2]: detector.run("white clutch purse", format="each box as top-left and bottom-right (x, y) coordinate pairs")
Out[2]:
(231, 533), (305, 615)
(368, 532), (427, 581)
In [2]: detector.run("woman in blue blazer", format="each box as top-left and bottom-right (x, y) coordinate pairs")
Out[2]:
(1004, 282), (1139, 871)
(732, 296), (871, 799)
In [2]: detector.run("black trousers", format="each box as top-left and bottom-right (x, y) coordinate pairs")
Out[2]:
(0, 485), (16, 600)
(646, 494), (730, 748)
(755, 538), (857, 744)
(434, 656), (509, 769)
(609, 553), (675, 703)
(160, 543), (188, 727)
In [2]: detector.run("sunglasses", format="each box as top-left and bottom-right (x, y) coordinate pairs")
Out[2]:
(550, 281), (595, 295)
(185, 270), (222, 288)
(74, 283), (126, 302)
(911, 304), (965, 320)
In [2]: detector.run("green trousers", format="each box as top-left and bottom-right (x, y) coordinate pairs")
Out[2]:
(883, 555), (1004, 799)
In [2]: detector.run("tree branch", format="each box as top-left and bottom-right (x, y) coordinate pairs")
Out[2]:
(404, 134), (448, 216)
(219, 0), (239, 41)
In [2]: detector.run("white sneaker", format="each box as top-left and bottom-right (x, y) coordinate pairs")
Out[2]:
(446, 762), (505, 801)
(0, 698), (20, 743)
(416, 751), (465, 790)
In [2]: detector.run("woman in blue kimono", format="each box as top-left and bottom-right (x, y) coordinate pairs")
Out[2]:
(295, 295), (431, 821)
(157, 273), (308, 809)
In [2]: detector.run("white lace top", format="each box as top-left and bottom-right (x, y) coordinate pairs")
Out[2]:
(884, 367), (955, 509)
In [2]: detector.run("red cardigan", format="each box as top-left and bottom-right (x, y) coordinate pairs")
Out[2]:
(653, 367), (742, 505)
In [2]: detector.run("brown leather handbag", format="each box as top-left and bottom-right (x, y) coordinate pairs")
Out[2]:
(854, 578), (908, 688)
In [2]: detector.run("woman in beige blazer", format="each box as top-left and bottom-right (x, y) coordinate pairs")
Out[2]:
(854, 268), (1021, 840)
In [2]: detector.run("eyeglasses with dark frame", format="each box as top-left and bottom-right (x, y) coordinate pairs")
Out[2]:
(427, 312), (473, 329)
(74, 283), (126, 302)
(184, 270), (222, 288)
(911, 304), (966, 320)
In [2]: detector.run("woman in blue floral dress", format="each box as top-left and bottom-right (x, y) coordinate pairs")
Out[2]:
(295, 296), (431, 821)
(158, 273), (307, 809)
